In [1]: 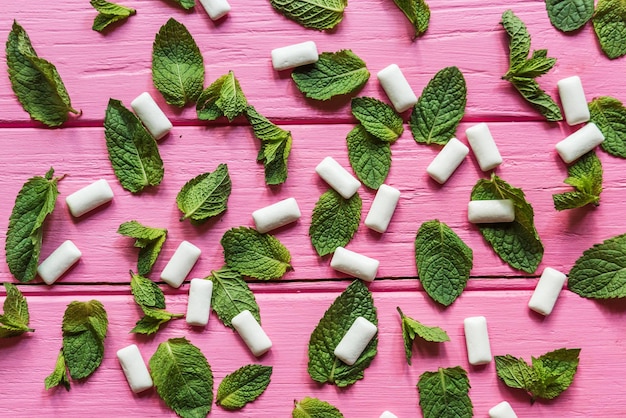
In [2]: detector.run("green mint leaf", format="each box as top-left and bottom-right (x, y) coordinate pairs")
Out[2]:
(45, 350), (71, 391)
(270, 0), (347, 30)
(508, 55), (557, 79)
(117, 221), (167, 275)
(196, 74), (226, 121)
(494, 354), (538, 390)
(410, 66), (467, 145)
(162, 0), (196, 10)
(553, 151), (603, 210)
(414, 220), (473, 306)
(546, 0), (594, 32)
(246, 106), (291, 142)
(501, 9), (531, 70)
(309, 189), (362, 256)
(291, 50), (370, 101)
(568, 233), (626, 298)
(592, 0), (626, 59)
(351, 97), (404, 142)
(221, 227), (292, 280)
(207, 267), (261, 329)
(216, 364), (272, 410)
(589, 96), (626, 158)
(176, 163), (232, 223)
(149, 337), (214, 418)
(392, 0), (431, 38)
(217, 71), (248, 121)
(6, 21), (79, 127)
(0, 283), (34, 335)
(292, 397), (344, 418)
(152, 18), (204, 107)
(90, 0), (136, 32)
(104, 99), (164, 193)
(62, 300), (108, 380)
(418, 366), (473, 418)
(397, 307), (449, 365)
(131, 308), (181, 335)
(509, 77), (563, 122)
(130, 272), (166, 309)
(347, 125), (391, 189)
(308, 280), (378, 387)
(471, 174), (544, 273)
(5, 168), (61, 283)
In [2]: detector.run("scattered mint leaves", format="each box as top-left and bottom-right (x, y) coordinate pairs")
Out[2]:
(545, 0), (594, 32)
(45, 350), (71, 391)
(130, 272), (182, 334)
(346, 125), (391, 189)
(293, 397), (344, 418)
(417, 366), (473, 418)
(221, 227), (292, 280)
(291, 50), (370, 100)
(410, 66), (467, 145)
(152, 18), (204, 107)
(176, 163), (232, 223)
(589, 96), (626, 158)
(308, 280), (378, 387)
(104, 99), (164, 193)
(471, 174), (544, 273)
(392, 0), (431, 39)
(0, 283), (34, 338)
(90, 0), (136, 32)
(216, 364), (272, 410)
(351, 97), (403, 142)
(206, 267), (261, 328)
(592, 0), (626, 59)
(6, 21), (80, 127)
(117, 221), (167, 275)
(553, 151), (603, 210)
(414, 220), (473, 306)
(196, 71), (247, 121)
(397, 307), (449, 365)
(270, 0), (348, 31)
(309, 189), (362, 256)
(5, 168), (61, 283)
(150, 337), (214, 418)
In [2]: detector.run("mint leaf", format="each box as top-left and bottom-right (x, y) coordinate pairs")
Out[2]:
(291, 50), (370, 100)
(5, 168), (61, 283)
(414, 220), (473, 306)
(246, 106), (291, 142)
(90, 0), (135, 32)
(207, 267), (261, 329)
(471, 174), (543, 273)
(130, 272), (181, 334)
(308, 280), (378, 387)
(347, 125), (391, 189)
(392, 0), (431, 38)
(509, 76), (563, 122)
(397, 307), (449, 365)
(546, 0), (594, 32)
(197, 71), (248, 122)
(216, 364), (272, 410)
(507, 53), (557, 79)
(494, 354), (537, 390)
(0, 283), (34, 336)
(150, 337), (214, 418)
(45, 350), (71, 391)
(6, 21), (79, 127)
(293, 397), (344, 418)
(417, 366), (473, 418)
(221, 227), (292, 280)
(176, 163), (232, 223)
(553, 151), (603, 210)
(593, 0), (626, 59)
(152, 18), (204, 107)
(410, 66), (467, 145)
(117, 221), (167, 275)
(589, 96), (626, 158)
(568, 233), (626, 298)
(196, 75), (226, 121)
(309, 189), (362, 256)
(270, 0), (347, 30)
(351, 97), (404, 142)
(162, 0), (196, 9)
(104, 99), (164, 193)
(501, 9), (531, 69)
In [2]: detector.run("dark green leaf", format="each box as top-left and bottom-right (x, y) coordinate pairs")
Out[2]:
(546, 0), (594, 32)
(90, 0), (136, 32)
(417, 366), (473, 418)
(510, 77), (563, 122)
(592, 0), (626, 59)
(176, 164), (232, 223)
(347, 125), (391, 189)
(309, 189), (362, 256)
(207, 267), (261, 328)
(216, 365), (272, 410)
(392, 0), (431, 38)
(270, 0), (348, 30)
(589, 96), (626, 158)
(351, 97), (404, 142)
(117, 221), (167, 275)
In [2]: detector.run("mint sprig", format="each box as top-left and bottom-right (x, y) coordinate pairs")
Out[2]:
(197, 71), (248, 121)
(90, 0), (135, 32)
(397, 307), (449, 365)
(130, 272), (182, 334)
(117, 221), (167, 275)
(553, 151), (603, 210)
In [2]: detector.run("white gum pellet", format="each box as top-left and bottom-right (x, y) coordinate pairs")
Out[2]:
(330, 247), (380, 282)
(489, 401), (518, 418)
(130, 92), (173, 140)
(315, 156), (361, 199)
(557, 76), (590, 126)
(464, 316), (492, 365)
(271, 41), (318, 71)
(231, 310), (272, 357)
(186, 279), (213, 327)
(379, 412), (399, 418)
(65, 179), (114, 217)
(37, 240), (82, 285)
(364, 184), (401, 233)
(160, 241), (201, 288)
(116, 344), (153, 393)
(199, 0), (231, 20)
(468, 200), (515, 224)
(555, 122), (605, 164)
(377, 64), (418, 112)
(426, 137), (470, 184)
(334, 316), (378, 366)
(528, 267), (567, 316)
(466, 123), (503, 171)
(252, 197), (301, 233)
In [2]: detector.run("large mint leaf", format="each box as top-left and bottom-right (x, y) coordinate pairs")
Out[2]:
(589, 96), (626, 158)
(392, 0), (431, 38)
(216, 365), (272, 410)
(270, 0), (348, 30)
(207, 267), (261, 328)
(546, 0), (594, 32)
(309, 189), (362, 256)
(592, 0), (626, 59)
(176, 163), (232, 223)
(90, 0), (135, 32)
(417, 367), (473, 418)
(351, 97), (403, 142)
(346, 125), (391, 190)
(553, 151), (603, 210)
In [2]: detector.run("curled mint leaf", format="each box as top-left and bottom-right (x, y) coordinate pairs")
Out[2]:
(216, 365), (272, 410)
(0, 283), (34, 337)
(346, 125), (391, 190)
(417, 366), (473, 418)
(397, 307), (449, 365)
(130, 272), (182, 334)
(207, 267), (261, 328)
(592, 0), (626, 59)
(545, 0), (594, 32)
(90, 0), (136, 32)
(589, 96), (626, 158)
(553, 151), (603, 210)
(309, 189), (362, 256)
(44, 350), (71, 391)
(509, 76), (563, 122)
(293, 397), (344, 418)
(392, 0), (430, 38)
(270, 0), (347, 30)
(117, 221), (167, 275)
(176, 163), (232, 223)
(351, 97), (403, 142)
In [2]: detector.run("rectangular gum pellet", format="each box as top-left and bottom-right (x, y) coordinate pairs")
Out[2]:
(160, 241), (201, 288)
(364, 184), (401, 233)
(252, 197), (301, 233)
(377, 64), (418, 112)
(528, 267), (567, 316)
(464, 316), (492, 365)
(271, 41), (318, 71)
(37, 240), (82, 285)
(199, 0), (231, 20)
(379, 412), (399, 418)
(334, 316), (378, 365)
(555, 122), (605, 163)
(130, 92), (173, 140)
(427, 137), (470, 184)
(65, 179), (114, 217)
(315, 156), (361, 199)
(231, 310), (272, 357)
(116, 344), (153, 393)
(466, 123), (503, 171)
(489, 401), (518, 418)
(186, 278), (214, 326)
(330, 247), (379, 282)
(557, 76), (590, 126)
(468, 200), (515, 223)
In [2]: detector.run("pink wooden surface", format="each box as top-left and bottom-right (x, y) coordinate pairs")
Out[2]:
(1, 0), (626, 417)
